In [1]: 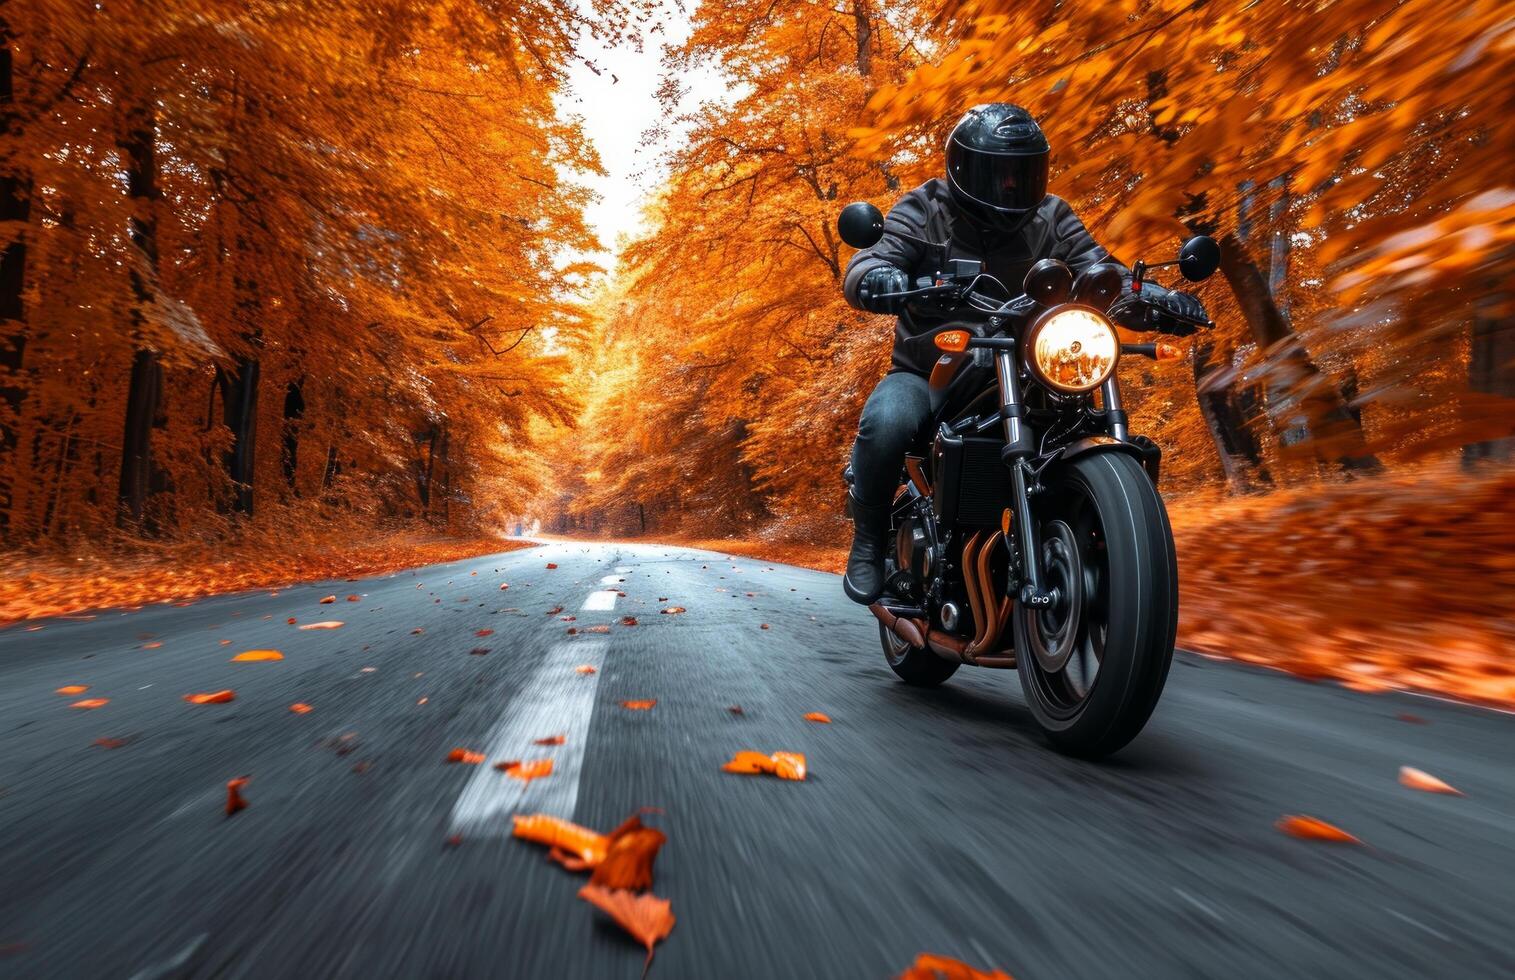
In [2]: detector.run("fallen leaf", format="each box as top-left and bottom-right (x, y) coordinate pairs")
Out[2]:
(1276, 814), (1360, 843)
(418, 697), (429, 705)
(803, 712), (831, 724)
(476, 628), (495, 637)
(898, 953), (1014, 979)
(561, 615), (577, 622)
(499, 583), (510, 591)
(620, 616), (638, 626)
(226, 777), (249, 816)
(728, 705), (744, 715)
(576, 664), (597, 674)
(446, 748), (485, 764)
(289, 703), (313, 714)
(219, 639), (231, 646)
(577, 885), (675, 977)
(513, 813), (609, 866)
(621, 699), (657, 711)
(287, 617), (297, 624)
(92, 737), (129, 749)
(660, 607), (685, 615)
(319, 595), (336, 604)
(721, 750), (806, 781)
(346, 595), (361, 602)
(567, 628), (579, 635)
(231, 649), (284, 662)
(546, 562), (558, 569)
(445, 834), (463, 848)
(411, 628), (424, 635)
(298, 621), (344, 630)
(141, 641), (162, 649)
(56, 685), (88, 695)
(470, 647), (491, 656)
(184, 690), (236, 704)
(590, 821), (667, 893)
(585, 625), (611, 634)
(547, 605), (564, 615)
(760, 624), (770, 630)
(496, 758), (554, 781)
(1399, 766), (1463, 796)
(534, 734), (567, 745)
(1396, 713), (1428, 724)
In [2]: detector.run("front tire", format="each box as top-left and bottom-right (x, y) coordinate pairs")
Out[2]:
(1014, 452), (1177, 758)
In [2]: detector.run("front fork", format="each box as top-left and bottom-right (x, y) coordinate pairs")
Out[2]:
(992, 345), (1130, 611)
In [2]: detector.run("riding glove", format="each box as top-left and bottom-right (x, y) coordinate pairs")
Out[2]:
(1112, 285), (1208, 335)
(857, 265), (911, 315)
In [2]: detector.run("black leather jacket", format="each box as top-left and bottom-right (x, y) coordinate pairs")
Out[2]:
(843, 179), (1129, 377)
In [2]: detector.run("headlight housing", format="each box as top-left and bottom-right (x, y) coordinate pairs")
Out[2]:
(1024, 305), (1120, 394)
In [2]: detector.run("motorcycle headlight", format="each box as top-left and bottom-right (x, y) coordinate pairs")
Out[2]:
(1025, 306), (1120, 394)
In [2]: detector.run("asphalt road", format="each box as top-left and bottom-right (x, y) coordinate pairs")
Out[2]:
(2, 541), (1513, 980)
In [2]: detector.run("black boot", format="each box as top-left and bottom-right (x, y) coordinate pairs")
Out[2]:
(843, 492), (892, 604)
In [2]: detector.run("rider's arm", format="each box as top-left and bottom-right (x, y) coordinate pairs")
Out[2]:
(1046, 196), (1130, 284)
(843, 188), (930, 311)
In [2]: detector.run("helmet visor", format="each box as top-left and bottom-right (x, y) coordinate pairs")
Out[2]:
(947, 141), (1049, 214)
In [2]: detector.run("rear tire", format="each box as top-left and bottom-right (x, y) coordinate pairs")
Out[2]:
(1015, 452), (1177, 758)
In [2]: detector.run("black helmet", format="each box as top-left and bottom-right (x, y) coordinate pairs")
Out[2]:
(945, 104), (1050, 221)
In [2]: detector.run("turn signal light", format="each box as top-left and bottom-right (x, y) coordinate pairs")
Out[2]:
(1155, 342), (1185, 361)
(934, 329), (970, 353)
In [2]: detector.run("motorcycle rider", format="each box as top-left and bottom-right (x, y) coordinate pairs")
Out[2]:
(841, 102), (1207, 604)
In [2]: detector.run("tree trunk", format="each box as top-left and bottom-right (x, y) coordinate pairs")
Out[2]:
(852, 0), (873, 78)
(218, 357), (259, 514)
(1217, 231), (1381, 473)
(1193, 334), (1272, 492)
(0, 22), (30, 535)
(282, 379), (304, 491)
(117, 106), (166, 529)
(1463, 286), (1515, 464)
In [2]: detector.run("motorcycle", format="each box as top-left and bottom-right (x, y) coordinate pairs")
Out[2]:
(837, 201), (1221, 758)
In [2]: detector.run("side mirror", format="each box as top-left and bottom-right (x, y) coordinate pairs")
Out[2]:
(1023, 258), (1072, 305)
(1071, 263), (1124, 308)
(1178, 235), (1221, 282)
(838, 202), (885, 250)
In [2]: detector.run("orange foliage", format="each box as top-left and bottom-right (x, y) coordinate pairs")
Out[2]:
(721, 750), (807, 781)
(184, 691), (236, 704)
(577, 885), (675, 977)
(899, 953), (1014, 980)
(1276, 815), (1360, 844)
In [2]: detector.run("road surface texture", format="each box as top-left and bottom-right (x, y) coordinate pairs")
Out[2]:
(2, 541), (1512, 979)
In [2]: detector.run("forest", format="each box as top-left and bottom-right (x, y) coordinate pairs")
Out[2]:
(2, 1), (1513, 700)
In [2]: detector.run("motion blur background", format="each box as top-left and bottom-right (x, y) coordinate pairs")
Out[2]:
(1, 0), (1513, 708)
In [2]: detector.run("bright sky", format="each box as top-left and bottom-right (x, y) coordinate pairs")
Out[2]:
(560, 9), (729, 263)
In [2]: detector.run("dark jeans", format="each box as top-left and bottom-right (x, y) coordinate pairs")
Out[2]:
(849, 372), (932, 508)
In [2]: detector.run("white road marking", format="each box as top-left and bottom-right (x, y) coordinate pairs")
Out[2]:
(449, 639), (608, 834)
(614, 566), (633, 573)
(582, 590), (619, 611)
(598, 574), (625, 585)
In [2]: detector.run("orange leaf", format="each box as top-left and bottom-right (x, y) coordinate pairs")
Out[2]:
(184, 690), (236, 704)
(1276, 815), (1360, 844)
(760, 624), (770, 630)
(411, 628), (424, 635)
(1399, 766), (1463, 796)
(534, 734), (567, 745)
(232, 649), (284, 662)
(470, 647), (491, 655)
(499, 583), (511, 591)
(56, 685), (88, 695)
(660, 607), (685, 615)
(620, 616), (639, 626)
(513, 813), (609, 866)
(93, 737), (128, 749)
(141, 641), (162, 649)
(721, 750), (806, 781)
(803, 712), (831, 724)
(476, 628), (494, 637)
(70, 698), (109, 709)
(226, 777), (249, 816)
(289, 703), (313, 714)
(298, 621), (344, 630)
(898, 952), (1014, 979)
(446, 748), (485, 765)
(621, 699), (657, 711)
(496, 758), (554, 781)
(319, 595), (336, 604)
(346, 595), (361, 602)
(546, 562), (559, 569)
(590, 824), (667, 893)
(576, 664), (596, 674)
(577, 885), (675, 976)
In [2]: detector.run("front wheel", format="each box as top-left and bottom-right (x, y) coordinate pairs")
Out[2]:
(1014, 452), (1177, 758)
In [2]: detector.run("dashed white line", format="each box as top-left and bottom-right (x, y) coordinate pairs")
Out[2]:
(448, 639), (608, 834)
(582, 590), (619, 611)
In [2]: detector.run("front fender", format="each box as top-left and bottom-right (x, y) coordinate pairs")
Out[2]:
(1058, 435), (1161, 485)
